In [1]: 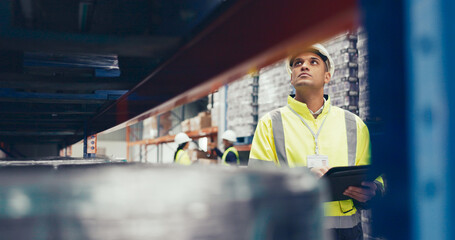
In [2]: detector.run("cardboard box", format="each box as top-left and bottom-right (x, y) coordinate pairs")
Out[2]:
(159, 112), (172, 137)
(199, 112), (211, 129)
(196, 150), (208, 159)
(198, 158), (218, 165)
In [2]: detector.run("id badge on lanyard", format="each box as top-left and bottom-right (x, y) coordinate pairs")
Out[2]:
(307, 154), (329, 168)
(287, 104), (331, 168)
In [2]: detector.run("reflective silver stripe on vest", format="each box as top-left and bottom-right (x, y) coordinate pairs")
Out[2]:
(325, 211), (361, 229)
(269, 109), (288, 167)
(248, 158), (277, 168)
(344, 110), (357, 166)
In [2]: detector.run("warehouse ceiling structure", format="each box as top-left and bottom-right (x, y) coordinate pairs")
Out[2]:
(0, 0), (357, 157)
(0, 0), (225, 150)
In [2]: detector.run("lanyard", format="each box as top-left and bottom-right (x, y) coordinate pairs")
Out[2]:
(287, 104), (331, 155)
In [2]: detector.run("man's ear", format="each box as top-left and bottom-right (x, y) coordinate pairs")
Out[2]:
(324, 72), (331, 84)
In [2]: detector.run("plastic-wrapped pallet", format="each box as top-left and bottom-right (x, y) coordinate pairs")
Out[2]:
(257, 60), (292, 119)
(0, 164), (327, 240)
(357, 26), (370, 121)
(227, 75), (256, 137)
(128, 122), (144, 162)
(142, 116), (158, 140)
(207, 91), (220, 127)
(323, 32), (360, 115)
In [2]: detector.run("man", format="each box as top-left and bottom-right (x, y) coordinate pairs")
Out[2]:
(213, 130), (240, 166)
(248, 44), (384, 239)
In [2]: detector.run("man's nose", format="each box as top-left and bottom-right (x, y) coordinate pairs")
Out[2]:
(300, 61), (310, 70)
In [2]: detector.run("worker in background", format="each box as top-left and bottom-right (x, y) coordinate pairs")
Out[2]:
(173, 132), (192, 165)
(248, 44), (385, 240)
(212, 130), (240, 166)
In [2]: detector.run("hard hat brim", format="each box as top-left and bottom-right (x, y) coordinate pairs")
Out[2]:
(286, 44), (334, 77)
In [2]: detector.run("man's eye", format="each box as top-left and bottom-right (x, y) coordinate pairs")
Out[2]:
(293, 61), (302, 67)
(311, 60), (318, 65)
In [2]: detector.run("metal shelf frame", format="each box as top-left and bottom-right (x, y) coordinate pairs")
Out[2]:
(53, 0), (455, 238)
(127, 127), (218, 147)
(91, 0), (358, 136)
(126, 126), (218, 163)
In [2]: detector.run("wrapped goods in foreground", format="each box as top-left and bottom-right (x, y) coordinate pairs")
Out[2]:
(0, 164), (326, 240)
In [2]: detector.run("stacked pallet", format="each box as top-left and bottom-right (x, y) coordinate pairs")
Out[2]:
(357, 27), (370, 121)
(323, 32), (360, 115)
(226, 29), (371, 140)
(257, 61), (291, 119)
(226, 75), (256, 137)
(208, 91), (220, 127)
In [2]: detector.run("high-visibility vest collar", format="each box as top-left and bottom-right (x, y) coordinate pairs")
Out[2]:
(287, 95), (331, 121)
(222, 146), (240, 165)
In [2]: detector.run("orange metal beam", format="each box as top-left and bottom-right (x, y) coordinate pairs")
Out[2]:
(94, 0), (358, 134)
(127, 127), (218, 146)
(235, 144), (252, 152)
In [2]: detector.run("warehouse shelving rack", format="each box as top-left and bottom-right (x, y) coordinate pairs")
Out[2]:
(1, 0), (454, 238)
(126, 126), (218, 162)
(119, 0), (455, 238)
(78, 0), (455, 238)
(128, 126), (218, 147)
(5, 0), (446, 239)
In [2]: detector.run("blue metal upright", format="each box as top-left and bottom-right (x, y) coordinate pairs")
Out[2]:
(360, 0), (408, 239)
(83, 121), (88, 158)
(443, 2), (455, 240)
(407, 0), (454, 240)
(362, 0), (455, 239)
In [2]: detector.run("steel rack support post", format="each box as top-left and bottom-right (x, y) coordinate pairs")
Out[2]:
(182, 104), (185, 123)
(406, 0), (455, 240)
(83, 121), (88, 158)
(83, 120), (97, 159)
(86, 134), (97, 158)
(360, 0), (408, 239)
(157, 114), (161, 163)
(126, 126), (130, 162)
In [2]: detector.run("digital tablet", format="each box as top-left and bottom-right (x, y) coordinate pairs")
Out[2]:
(321, 165), (371, 201)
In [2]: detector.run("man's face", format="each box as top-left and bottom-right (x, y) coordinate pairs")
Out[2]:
(222, 139), (231, 148)
(290, 52), (331, 90)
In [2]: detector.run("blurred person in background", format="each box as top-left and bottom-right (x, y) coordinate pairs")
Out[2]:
(174, 132), (192, 165)
(248, 44), (384, 240)
(211, 130), (240, 166)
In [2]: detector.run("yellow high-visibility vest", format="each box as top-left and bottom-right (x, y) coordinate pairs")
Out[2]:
(249, 96), (384, 229)
(222, 146), (240, 166)
(175, 149), (192, 165)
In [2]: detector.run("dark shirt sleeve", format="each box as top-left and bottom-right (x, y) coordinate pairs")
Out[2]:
(224, 152), (238, 165)
(214, 147), (223, 158)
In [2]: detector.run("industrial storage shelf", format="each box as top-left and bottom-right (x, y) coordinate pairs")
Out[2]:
(127, 126), (218, 147)
(234, 144), (252, 152)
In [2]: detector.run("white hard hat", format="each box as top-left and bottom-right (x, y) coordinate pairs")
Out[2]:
(222, 130), (237, 142)
(175, 132), (191, 145)
(286, 43), (335, 77)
